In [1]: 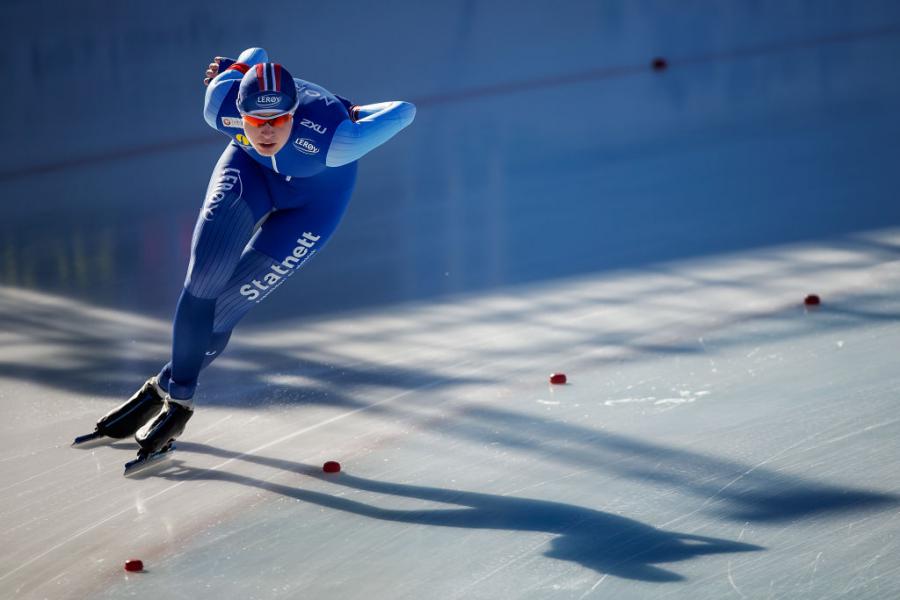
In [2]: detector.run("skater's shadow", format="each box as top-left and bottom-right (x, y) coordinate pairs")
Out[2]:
(446, 406), (900, 524)
(147, 442), (762, 582)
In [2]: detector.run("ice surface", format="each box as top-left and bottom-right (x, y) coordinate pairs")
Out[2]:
(3, 1), (900, 598)
(3, 232), (900, 598)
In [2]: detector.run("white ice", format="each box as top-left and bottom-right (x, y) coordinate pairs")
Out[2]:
(3, 230), (900, 598)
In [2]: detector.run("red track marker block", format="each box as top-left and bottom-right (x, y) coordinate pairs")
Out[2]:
(124, 559), (144, 572)
(323, 461), (341, 473)
(804, 294), (821, 307)
(549, 373), (567, 385)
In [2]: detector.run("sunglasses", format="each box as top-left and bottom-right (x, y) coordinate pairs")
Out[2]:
(242, 113), (293, 128)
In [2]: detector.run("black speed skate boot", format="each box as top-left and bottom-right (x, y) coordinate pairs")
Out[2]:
(134, 399), (194, 456)
(73, 378), (166, 446)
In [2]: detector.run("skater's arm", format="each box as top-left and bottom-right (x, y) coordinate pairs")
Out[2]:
(325, 101), (416, 167)
(203, 47), (270, 129)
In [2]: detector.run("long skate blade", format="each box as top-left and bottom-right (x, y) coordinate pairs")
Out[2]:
(124, 446), (175, 478)
(72, 431), (106, 448)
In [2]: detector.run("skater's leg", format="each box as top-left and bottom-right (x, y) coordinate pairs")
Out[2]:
(163, 145), (272, 402)
(167, 291), (217, 401)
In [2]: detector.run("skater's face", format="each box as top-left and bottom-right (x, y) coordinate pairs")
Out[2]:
(242, 111), (293, 156)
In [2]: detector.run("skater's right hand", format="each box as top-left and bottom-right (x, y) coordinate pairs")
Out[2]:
(204, 57), (235, 86)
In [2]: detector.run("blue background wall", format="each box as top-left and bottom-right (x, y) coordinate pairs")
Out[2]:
(2, 1), (899, 324)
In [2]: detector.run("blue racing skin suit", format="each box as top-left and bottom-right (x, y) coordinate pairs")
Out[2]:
(157, 47), (415, 402)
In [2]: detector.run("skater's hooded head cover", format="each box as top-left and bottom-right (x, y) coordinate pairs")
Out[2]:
(237, 62), (299, 117)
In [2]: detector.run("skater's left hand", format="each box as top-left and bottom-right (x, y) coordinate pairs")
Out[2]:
(203, 56), (235, 86)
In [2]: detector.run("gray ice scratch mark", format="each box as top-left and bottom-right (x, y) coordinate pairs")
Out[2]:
(579, 574), (608, 599)
(727, 561), (747, 599)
